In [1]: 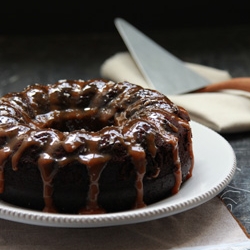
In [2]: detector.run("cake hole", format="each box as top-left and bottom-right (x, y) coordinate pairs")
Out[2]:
(47, 117), (114, 132)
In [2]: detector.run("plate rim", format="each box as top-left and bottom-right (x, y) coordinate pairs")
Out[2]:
(0, 121), (236, 228)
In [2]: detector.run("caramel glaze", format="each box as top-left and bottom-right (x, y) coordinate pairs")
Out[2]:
(0, 79), (194, 214)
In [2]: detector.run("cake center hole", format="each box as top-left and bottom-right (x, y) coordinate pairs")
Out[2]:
(40, 114), (114, 133)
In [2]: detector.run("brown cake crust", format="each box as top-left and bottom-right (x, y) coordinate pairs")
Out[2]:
(0, 79), (194, 214)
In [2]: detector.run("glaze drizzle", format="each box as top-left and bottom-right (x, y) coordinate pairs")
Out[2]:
(0, 79), (194, 214)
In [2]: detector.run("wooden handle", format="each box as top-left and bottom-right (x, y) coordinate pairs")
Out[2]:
(194, 77), (250, 93)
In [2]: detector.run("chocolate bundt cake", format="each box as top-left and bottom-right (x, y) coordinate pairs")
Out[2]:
(0, 79), (194, 214)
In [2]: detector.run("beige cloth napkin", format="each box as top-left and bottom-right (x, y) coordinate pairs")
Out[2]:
(100, 52), (250, 133)
(0, 197), (249, 249)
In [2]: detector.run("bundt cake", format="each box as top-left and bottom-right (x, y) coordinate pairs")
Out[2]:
(0, 79), (194, 214)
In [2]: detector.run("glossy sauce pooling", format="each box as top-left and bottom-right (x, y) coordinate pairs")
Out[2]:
(0, 79), (194, 214)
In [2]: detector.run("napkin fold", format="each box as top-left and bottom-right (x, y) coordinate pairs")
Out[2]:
(100, 52), (250, 133)
(0, 197), (249, 249)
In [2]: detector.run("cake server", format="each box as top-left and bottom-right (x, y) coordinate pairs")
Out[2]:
(114, 18), (250, 95)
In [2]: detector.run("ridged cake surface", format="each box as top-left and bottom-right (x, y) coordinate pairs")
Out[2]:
(0, 79), (194, 214)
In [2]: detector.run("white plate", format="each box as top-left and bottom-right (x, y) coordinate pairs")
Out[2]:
(0, 121), (236, 228)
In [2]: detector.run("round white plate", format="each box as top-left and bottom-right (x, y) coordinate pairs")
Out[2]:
(0, 121), (236, 228)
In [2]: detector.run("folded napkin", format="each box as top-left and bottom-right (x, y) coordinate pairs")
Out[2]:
(0, 197), (249, 249)
(100, 52), (250, 133)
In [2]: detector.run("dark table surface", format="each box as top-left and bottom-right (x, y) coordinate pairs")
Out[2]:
(0, 22), (250, 236)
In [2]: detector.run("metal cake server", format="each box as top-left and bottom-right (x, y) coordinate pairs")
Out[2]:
(114, 18), (250, 95)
